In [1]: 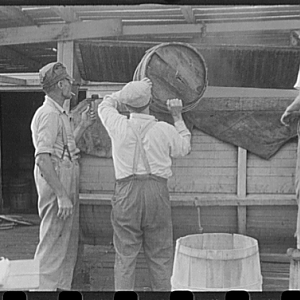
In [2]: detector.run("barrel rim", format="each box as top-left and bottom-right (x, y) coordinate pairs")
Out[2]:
(172, 233), (262, 291)
(177, 243), (259, 261)
(175, 233), (259, 260)
(177, 233), (259, 245)
(133, 42), (208, 113)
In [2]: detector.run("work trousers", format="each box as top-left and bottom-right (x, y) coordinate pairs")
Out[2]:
(34, 158), (80, 291)
(111, 174), (173, 291)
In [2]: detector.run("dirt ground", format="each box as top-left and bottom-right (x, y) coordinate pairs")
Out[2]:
(0, 214), (294, 291)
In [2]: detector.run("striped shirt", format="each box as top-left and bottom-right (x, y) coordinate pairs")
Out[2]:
(98, 93), (191, 180)
(31, 96), (80, 161)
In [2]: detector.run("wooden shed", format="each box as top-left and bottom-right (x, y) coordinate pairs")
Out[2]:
(1, 4), (300, 290)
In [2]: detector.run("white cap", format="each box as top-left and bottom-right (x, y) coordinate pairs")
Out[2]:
(118, 80), (152, 108)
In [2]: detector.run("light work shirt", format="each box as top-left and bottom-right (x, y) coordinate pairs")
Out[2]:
(98, 93), (191, 179)
(295, 66), (300, 90)
(31, 95), (80, 161)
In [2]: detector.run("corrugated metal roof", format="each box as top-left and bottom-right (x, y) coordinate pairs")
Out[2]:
(75, 40), (300, 88)
(0, 5), (298, 74)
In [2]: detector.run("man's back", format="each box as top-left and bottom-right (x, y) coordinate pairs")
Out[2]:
(98, 99), (191, 179)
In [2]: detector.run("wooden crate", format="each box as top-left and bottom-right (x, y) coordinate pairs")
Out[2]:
(0, 259), (39, 291)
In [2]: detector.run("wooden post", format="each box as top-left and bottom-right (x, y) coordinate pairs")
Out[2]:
(57, 40), (86, 289)
(57, 41), (81, 112)
(287, 248), (300, 289)
(296, 205), (300, 250)
(237, 147), (247, 235)
(288, 128), (300, 289)
(287, 193), (300, 289)
(197, 206), (204, 233)
(0, 109), (2, 214)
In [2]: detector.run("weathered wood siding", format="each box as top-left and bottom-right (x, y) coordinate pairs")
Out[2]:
(80, 204), (238, 246)
(79, 85), (299, 246)
(247, 140), (297, 194)
(79, 127), (239, 245)
(247, 205), (298, 238)
(79, 128), (237, 194)
(169, 130), (237, 193)
(80, 158), (114, 193)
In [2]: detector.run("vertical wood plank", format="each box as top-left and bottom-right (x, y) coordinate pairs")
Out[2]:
(287, 248), (300, 290)
(197, 206), (204, 233)
(58, 40), (84, 285)
(0, 106), (2, 213)
(237, 206), (247, 235)
(237, 147), (247, 235)
(57, 40), (81, 111)
(296, 206), (300, 249)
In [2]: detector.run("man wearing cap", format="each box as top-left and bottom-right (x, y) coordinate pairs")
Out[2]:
(98, 78), (191, 291)
(31, 62), (96, 291)
(281, 65), (300, 249)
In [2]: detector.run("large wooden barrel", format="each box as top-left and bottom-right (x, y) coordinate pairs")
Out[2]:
(133, 42), (207, 113)
(171, 233), (262, 291)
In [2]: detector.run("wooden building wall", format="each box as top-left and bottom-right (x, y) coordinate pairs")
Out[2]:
(79, 128), (239, 244)
(79, 85), (299, 250)
(0, 79), (295, 251)
(79, 129), (237, 194)
(247, 142), (297, 194)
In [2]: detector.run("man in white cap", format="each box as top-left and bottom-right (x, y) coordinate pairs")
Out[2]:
(98, 77), (191, 291)
(31, 62), (96, 290)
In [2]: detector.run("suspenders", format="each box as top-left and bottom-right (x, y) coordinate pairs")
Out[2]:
(127, 120), (157, 175)
(59, 114), (72, 162)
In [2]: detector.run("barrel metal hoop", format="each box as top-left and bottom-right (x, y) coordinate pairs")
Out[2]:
(177, 243), (259, 261)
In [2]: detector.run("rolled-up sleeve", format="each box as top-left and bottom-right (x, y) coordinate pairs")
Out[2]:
(98, 93), (127, 140)
(34, 112), (59, 157)
(166, 120), (191, 158)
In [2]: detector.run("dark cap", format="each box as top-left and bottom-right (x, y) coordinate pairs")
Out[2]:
(39, 62), (74, 89)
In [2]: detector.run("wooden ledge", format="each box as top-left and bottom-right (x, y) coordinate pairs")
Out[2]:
(287, 248), (300, 261)
(79, 193), (298, 207)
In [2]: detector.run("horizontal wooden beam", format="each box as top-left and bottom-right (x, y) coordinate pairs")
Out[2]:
(0, 75), (26, 85)
(0, 6), (36, 26)
(180, 6), (196, 24)
(203, 86), (298, 99)
(207, 19), (300, 33)
(0, 17), (298, 47)
(79, 193), (298, 206)
(0, 19), (122, 46)
(123, 19), (300, 36)
(193, 194), (297, 206)
(123, 23), (202, 36)
(51, 6), (80, 23)
(0, 77), (296, 99)
(0, 86), (41, 91)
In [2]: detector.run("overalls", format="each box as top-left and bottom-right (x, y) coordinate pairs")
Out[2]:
(34, 113), (80, 291)
(295, 121), (300, 249)
(111, 119), (174, 291)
